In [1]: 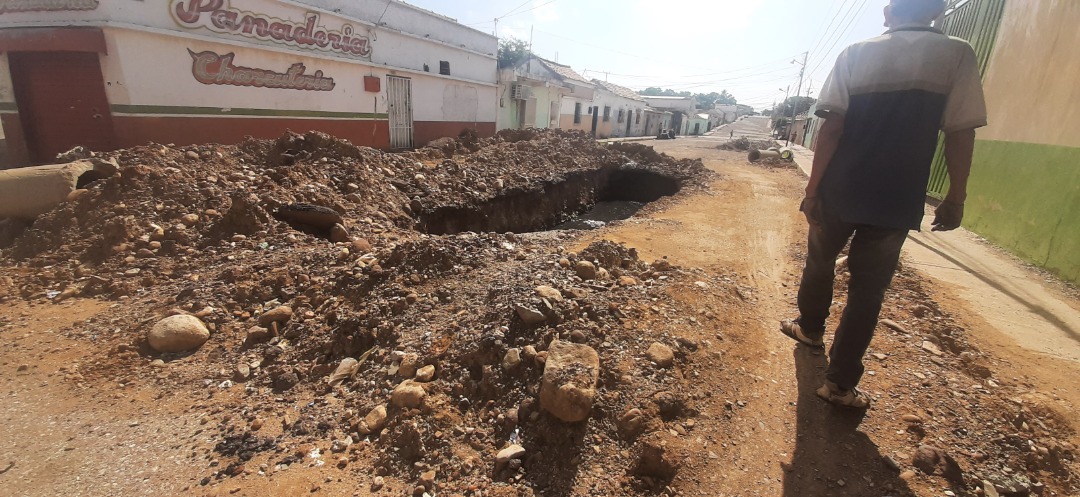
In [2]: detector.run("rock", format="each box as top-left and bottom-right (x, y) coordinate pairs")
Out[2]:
(535, 285), (563, 302)
(522, 345), (538, 362)
(258, 306), (293, 326)
(912, 445), (964, 483)
(398, 353), (420, 378)
(635, 435), (679, 479)
(899, 470), (916, 480)
(617, 276), (639, 286)
(617, 408), (655, 440)
(569, 330), (586, 343)
(352, 238), (373, 253)
(540, 340), (599, 423)
(275, 203), (342, 231)
(360, 405), (389, 434)
(246, 325), (271, 344)
(921, 341), (943, 356)
(185, 150), (200, 160)
(233, 364), (251, 382)
(646, 342), (675, 368)
(331, 436), (352, 453)
(146, 314), (210, 353)
(880, 319), (907, 333)
(558, 258), (571, 268)
(502, 348), (522, 370)
(418, 470), (436, 490)
(391, 380), (426, 409)
(515, 305), (547, 325)
(327, 358), (358, 386)
(982, 481), (1001, 497)
(371, 476), (385, 491)
(575, 261), (597, 280)
(414, 365), (436, 382)
(329, 223), (350, 243)
(180, 213), (200, 227)
(496, 444), (526, 468)
(901, 414), (923, 424)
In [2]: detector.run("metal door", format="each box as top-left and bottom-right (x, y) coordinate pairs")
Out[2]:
(926, 0), (1006, 197)
(9, 51), (116, 164)
(386, 76), (413, 149)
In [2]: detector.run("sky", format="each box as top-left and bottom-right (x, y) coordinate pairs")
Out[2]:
(403, 0), (892, 111)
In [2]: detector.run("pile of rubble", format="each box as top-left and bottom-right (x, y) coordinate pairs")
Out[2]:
(0, 129), (718, 494)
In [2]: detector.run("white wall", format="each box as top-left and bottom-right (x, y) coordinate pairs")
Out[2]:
(0, 0), (496, 85)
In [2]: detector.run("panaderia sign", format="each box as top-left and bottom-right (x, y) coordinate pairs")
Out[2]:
(0, 0), (98, 14)
(171, 0), (372, 58)
(188, 50), (336, 91)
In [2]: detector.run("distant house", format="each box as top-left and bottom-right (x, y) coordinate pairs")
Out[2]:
(497, 55), (594, 133)
(688, 114), (710, 136)
(642, 96), (697, 135)
(590, 80), (647, 138)
(643, 108), (673, 137)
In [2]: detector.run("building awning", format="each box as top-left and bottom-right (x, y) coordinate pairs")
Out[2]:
(0, 27), (107, 54)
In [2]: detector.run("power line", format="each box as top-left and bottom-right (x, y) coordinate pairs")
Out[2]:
(806, 0), (862, 71)
(809, 0), (872, 76)
(806, 0), (854, 61)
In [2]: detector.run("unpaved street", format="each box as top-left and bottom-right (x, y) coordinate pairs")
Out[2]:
(2, 126), (1078, 497)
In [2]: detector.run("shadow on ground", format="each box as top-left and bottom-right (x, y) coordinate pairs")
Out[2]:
(782, 345), (916, 497)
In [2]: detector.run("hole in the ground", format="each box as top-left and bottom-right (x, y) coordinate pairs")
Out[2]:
(416, 166), (680, 235)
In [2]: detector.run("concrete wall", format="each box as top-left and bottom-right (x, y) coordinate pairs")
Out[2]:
(0, 0), (497, 157)
(963, 0), (1080, 283)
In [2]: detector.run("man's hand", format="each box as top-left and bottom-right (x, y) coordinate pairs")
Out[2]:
(800, 196), (823, 227)
(931, 201), (964, 231)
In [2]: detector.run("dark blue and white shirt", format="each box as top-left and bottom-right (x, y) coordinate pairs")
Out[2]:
(816, 24), (988, 231)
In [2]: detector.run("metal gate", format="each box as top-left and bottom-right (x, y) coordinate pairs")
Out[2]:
(926, 0), (1007, 197)
(386, 76), (413, 149)
(9, 51), (116, 164)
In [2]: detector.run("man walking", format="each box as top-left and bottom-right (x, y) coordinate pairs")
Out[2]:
(780, 0), (987, 409)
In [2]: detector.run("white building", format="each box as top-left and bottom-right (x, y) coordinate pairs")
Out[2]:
(496, 55), (594, 132)
(0, 0), (498, 166)
(590, 80), (647, 139)
(642, 95), (697, 135)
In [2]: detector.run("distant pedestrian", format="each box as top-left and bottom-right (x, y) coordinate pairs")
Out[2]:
(730, 129), (734, 139)
(781, 0), (986, 409)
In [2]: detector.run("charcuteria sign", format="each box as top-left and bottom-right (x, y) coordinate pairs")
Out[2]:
(171, 0), (372, 58)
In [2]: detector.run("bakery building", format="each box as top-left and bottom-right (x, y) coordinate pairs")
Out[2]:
(0, 0), (498, 167)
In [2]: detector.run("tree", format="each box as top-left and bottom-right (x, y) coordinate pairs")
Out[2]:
(498, 37), (530, 69)
(776, 96), (817, 117)
(715, 90), (737, 105)
(640, 87), (692, 97)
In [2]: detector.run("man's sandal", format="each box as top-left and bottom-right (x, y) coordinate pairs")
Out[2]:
(816, 380), (872, 409)
(779, 319), (824, 348)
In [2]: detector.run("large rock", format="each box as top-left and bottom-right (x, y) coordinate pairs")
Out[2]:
(359, 405), (389, 434)
(540, 340), (599, 423)
(258, 305), (293, 326)
(147, 314), (210, 353)
(912, 445), (964, 483)
(646, 342), (675, 368)
(515, 305), (547, 325)
(391, 380), (426, 409)
(574, 261), (597, 280)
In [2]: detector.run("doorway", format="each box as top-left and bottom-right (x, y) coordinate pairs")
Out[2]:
(8, 51), (115, 164)
(590, 106), (599, 137)
(387, 75), (414, 149)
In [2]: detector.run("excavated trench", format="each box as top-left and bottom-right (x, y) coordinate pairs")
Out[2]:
(416, 165), (680, 235)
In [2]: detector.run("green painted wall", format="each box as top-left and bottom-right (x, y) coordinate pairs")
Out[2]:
(965, 140), (1080, 283)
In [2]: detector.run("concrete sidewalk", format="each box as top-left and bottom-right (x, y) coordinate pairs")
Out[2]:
(788, 144), (1080, 363)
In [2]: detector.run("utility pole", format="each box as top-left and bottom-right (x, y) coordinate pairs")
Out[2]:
(787, 51), (808, 147)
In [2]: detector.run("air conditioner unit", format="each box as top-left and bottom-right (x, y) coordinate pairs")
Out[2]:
(510, 83), (530, 100)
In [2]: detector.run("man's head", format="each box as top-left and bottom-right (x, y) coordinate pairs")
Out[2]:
(884, 0), (946, 27)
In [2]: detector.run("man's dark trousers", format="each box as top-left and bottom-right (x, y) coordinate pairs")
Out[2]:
(796, 214), (908, 391)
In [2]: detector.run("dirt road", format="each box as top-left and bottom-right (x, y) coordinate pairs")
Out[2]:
(2, 129), (1077, 496)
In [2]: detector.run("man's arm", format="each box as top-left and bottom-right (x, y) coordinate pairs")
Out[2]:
(801, 114), (845, 226)
(805, 114), (845, 198)
(932, 128), (976, 231)
(942, 128), (975, 203)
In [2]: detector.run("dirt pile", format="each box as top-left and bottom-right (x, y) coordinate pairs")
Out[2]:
(0, 129), (718, 494)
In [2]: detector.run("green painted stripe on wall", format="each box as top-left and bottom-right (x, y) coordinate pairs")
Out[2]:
(110, 104), (388, 120)
(0, 102), (17, 112)
(966, 139), (1080, 284)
